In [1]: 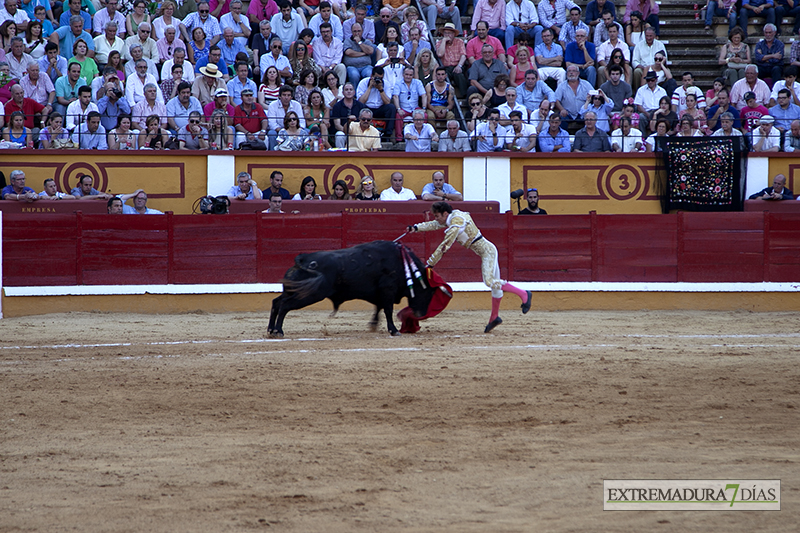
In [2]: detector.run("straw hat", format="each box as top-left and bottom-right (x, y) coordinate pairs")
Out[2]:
(200, 63), (223, 78)
(442, 23), (457, 33)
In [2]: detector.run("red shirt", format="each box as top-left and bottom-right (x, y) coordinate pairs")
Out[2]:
(5, 98), (45, 129)
(203, 101), (235, 122)
(233, 104), (267, 133)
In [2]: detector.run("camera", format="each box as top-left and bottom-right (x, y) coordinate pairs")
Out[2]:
(510, 189), (525, 200)
(372, 76), (383, 87)
(111, 88), (123, 98)
(199, 195), (230, 214)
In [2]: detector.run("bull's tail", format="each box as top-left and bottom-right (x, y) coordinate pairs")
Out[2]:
(282, 269), (327, 301)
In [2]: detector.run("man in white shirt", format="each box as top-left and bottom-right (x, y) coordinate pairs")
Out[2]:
(266, 85), (305, 149)
(380, 172), (417, 201)
(269, 1), (303, 54)
(92, 0), (126, 38)
(161, 48), (196, 83)
(93, 21), (126, 65)
(631, 27), (666, 89)
(124, 22), (158, 62)
(596, 23), (628, 85)
(497, 86), (528, 125)
(634, 70), (667, 123)
(65, 85), (98, 131)
(259, 37), (292, 81)
(308, 2), (343, 40)
(219, 0), (251, 48)
(0, 0), (29, 32)
(125, 58), (164, 106)
(356, 65), (397, 142)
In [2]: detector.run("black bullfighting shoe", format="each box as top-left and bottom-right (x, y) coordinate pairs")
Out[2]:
(484, 316), (503, 333)
(521, 291), (532, 314)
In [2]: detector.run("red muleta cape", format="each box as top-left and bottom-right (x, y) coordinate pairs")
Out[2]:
(397, 267), (453, 333)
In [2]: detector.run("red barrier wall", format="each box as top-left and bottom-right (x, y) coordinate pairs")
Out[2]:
(4, 211), (800, 287)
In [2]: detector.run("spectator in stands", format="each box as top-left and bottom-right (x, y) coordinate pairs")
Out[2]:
(71, 173), (111, 199)
(518, 187), (547, 214)
(351, 175), (377, 200)
(538, 112), (570, 152)
(107, 114), (138, 149)
(6, 82), (47, 132)
(356, 65), (396, 142)
(127, 58), (163, 107)
(132, 82), (167, 130)
(720, 27), (750, 87)
(263, 171), (292, 199)
(769, 66), (800, 106)
(596, 22), (627, 85)
(505, 109), (537, 151)
(425, 65), (455, 121)
(331, 81), (364, 146)
(467, 20), (505, 66)
(176, 110), (209, 149)
(534, 27), (565, 84)
(378, 172), (413, 200)
(680, 93), (711, 134)
(565, 27), (596, 87)
(195, 45), (229, 82)
(731, 65), (771, 108)
(517, 68), (555, 114)
(421, 170), (462, 201)
(341, 105), (381, 150)
(165, 81), (201, 131)
(585, 0), (616, 35)
(375, 7), (400, 44)
(391, 65), (423, 139)
(233, 87), (268, 146)
(560, 7), (589, 48)
(54, 59), (86, 116)
(119, 189), (163, 214)
(309, 2), (343, 40)
(219, 26), (247, 67)
(58, 0), (89, 34)
(467, 44), (507, 98)
(138, 114), (171, 149)
(624, 0), (659, 35)
(704, 0), (737, 32)
(749, 173), (793, 199)
(645, 118), (670, 151)
(593, 9), (622, 48)
(292, 176), (323, 200)
(39, 112), (72, 148)
(313, 21), (346, 85)
(343, 22), (374, 86)
(471, 107), (505, 151)
(580, 89), (613, 131)
(466, 92), (491, 133)
(227, 171), (263, 200)
(421, 0), (461, 39)
(94, 21), (125, 66)
(509, 41), (535, 86)
(50, 16), (94, 60)
(573, 110), (612, 151)
(262, 192), (284, 212)
(383, 0), (411, 22)
(404, 27), (429, 65)
(182, 1), (222, 47)
(344, 5), (376, 41)
(472, 0), (506, 44)
(783, 118), (800, 149)
(711, 112), (745, 144)
(252, 20), (275, 80)
(192, 62), (226, 106)
(161, 63), (184, 100)
(611, 115), (643, 151)
(260, 37), (291, 82)
(672, 72), (705, 114)
(203, 87), (234, 123)
(739, 0), (776, 33)
(39, 178), (76, 200)
(2, 110), (30, 145)
(71, 110), (108, 149)
(226, 61), (257, 106)
(40, 41), (66, 84)
(403, 108), (437, 151)
(270, 1), (303, 54)
(634, 70), (666, 123)
(600, 64), (632, 112)
(769, 88), (800, 130)
(93, 0), (126, 39)
(438, 119), (471, 151)
(752, 114), (781, 150)
(7, 37), (32, 79)
(538, 0), (579, 40)
(289, 41), (320, 86)
(740, 90), (770, 130)
(107, 196), (123, 213)
(20, 61), (53, 107)
(124, 22), (157, 63)
(555, 64), (593, 129)
(376, 41), (408, 86)
(162, 48), (195, 83)
(64, 84), (96, 131)
(625, 10), (645, 49)
(755, 23), (783, 83)
(497, 85), (527, 124)
(2, 170), (38, 202)
(631, 27), (666, 89)
(531, 99), (553, 132)
(220, 1), (251, 47)
(706, 88), (740, 131)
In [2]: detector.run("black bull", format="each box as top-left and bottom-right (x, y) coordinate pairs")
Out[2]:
(268, 241), (437, 336)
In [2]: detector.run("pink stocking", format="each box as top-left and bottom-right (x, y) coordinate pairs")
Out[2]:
(501, 283), (528, 303)
(490, 297), (502, 321)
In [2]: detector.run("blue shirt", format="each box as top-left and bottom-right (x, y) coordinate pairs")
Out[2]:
(534, 42), (563, 67)
(195, 56), (228, 75)
(60, 10), (93, 33)
(2, 185), (35, 197)
(768, 103), (800, 130)
(538, 127), (571, 152)
(394, 78), (426, 113)
(97, 95), (132, 131)
(517, 80), (556, 112)
(219, 40), (248, 67)
(226, 77), (258, 106)
(564, 41), (596, 66)
(706, 105), (741, 131)
(53, 27), (95, 59)
(71, 123), (108, 149)
(403, 40), (431, 60)
(584, 0), (616, 24)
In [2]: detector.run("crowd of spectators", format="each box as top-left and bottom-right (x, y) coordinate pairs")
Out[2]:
(0, 0), (797, 152)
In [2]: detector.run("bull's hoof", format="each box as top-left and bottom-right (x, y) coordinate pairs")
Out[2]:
(484, 316), (502, 333)
(268, 331), (284, 338)
(390, 330), (402, 336)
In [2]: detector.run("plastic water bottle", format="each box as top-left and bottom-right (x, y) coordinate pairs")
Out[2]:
(313, 138), (319, 151)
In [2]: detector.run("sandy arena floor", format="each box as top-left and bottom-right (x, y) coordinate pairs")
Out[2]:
(0, 308), (798, 532)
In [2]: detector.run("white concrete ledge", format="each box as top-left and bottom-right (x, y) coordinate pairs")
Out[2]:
(4, 282), (800, 297)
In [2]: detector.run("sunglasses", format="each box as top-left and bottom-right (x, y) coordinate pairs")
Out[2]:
(362, 180), (373, 185)
(289, 117), (298, 121)
(140, 29), (150, 33)
(189, 119), (200, 123)
(199, 9), (209, 13)
(360, 118), (371, 122)
(470, 101), (481, 106)
(527, 188), (537, 192)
